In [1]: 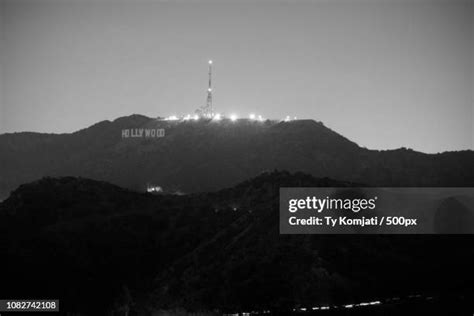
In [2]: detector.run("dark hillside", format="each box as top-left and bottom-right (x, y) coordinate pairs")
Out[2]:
(1, 172), (473, 315)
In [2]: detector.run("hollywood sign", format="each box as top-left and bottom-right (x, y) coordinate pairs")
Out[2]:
(121, 128), (165, 138)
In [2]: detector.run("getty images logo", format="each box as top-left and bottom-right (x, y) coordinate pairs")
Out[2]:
(288, 196), (378, 213)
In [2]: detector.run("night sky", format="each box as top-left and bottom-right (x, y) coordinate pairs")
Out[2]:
(1, 0), (472, 153)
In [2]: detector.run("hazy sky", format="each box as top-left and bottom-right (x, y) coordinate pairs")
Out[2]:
(0, 0), (472, 153)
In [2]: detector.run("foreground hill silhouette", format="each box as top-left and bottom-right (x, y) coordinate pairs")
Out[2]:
(1, 114), (473, 199)
(1, 172), (473, 315)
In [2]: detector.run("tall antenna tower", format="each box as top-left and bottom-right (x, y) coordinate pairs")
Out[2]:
(196, 60), (214, 118)
(207, 60), (213, 116)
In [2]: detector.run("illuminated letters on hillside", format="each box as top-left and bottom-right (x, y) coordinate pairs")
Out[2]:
(121, 128), (165, 138)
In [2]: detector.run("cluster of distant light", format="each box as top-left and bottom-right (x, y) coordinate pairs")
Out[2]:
(294, 300), (381, 313)
(163, 113), (297, 122)
(223, 295), (439, 316)
(182, 114), (200, 121)
(223, 300), (381, 316)
(146, 185), (163, 193)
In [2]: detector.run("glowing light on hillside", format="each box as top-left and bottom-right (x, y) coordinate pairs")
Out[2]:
(257, 115), (264, 122)
(249, 114), (256, 120)
(146, 185), (163, 193)
(284, 116), (291, 122)
(165, 115), (179, 121)
(193, 114), (199, 121)
(213, 113), (222, 121)
(230, 114), (238, 121)
(183, 114), (191, 121)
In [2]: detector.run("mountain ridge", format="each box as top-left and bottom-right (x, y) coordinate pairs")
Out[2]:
(1, 114), (473, 199)
(2, 114), (471, 154)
